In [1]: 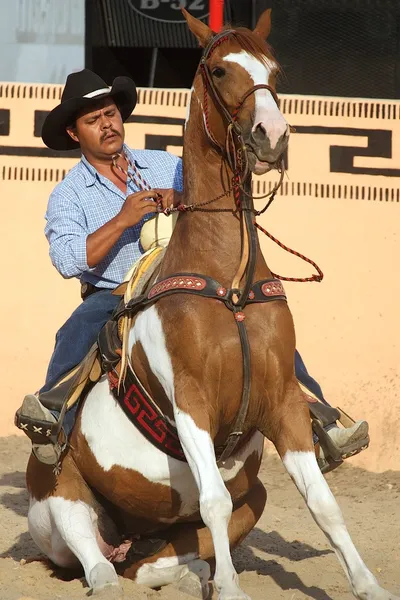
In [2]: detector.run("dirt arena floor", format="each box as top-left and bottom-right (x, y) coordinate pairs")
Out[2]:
(1, 436), (399, 600)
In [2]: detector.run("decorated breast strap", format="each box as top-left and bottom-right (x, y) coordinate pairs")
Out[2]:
(113, 273), (286, 322)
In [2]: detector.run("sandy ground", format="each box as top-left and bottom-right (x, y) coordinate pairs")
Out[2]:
(1, 436), (399, 600)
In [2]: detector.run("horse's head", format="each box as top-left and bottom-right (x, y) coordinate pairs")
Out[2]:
(184, 9), (289, 176)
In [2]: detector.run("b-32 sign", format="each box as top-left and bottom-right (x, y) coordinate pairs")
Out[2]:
(127, 0), (209, 23)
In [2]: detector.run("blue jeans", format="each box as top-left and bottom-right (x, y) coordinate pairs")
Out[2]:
(295, 349), (336, 441)
(295, 350), (328, 405)
(41, 289), (120, 394)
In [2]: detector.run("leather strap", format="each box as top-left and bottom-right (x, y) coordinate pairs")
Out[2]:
(114, 274), (286, 322)
(98, 320), (122, 371)
(217, 316), (251, 462)
(220, 177), (258, 459)
(308, 401), (340, 428)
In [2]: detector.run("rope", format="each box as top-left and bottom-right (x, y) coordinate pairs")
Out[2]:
(255, 222), (324, 282)
(112, 153), (151, 192)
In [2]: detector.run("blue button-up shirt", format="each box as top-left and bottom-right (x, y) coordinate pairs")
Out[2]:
(44, 145), (183, 289)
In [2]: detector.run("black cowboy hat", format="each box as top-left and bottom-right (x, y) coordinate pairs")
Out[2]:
(41, 69), (137, 151)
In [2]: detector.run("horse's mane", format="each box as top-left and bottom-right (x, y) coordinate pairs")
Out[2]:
(222, 25), (276, 67)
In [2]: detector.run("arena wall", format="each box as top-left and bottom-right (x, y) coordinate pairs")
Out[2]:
(1, 83), (399, 471)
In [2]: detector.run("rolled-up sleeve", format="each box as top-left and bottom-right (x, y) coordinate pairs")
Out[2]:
(44, 186), (89, 279)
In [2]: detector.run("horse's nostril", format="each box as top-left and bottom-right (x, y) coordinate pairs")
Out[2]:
(256, 122), (267, 137)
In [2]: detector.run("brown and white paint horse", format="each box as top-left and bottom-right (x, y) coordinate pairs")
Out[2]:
(26, 10), (398, 600)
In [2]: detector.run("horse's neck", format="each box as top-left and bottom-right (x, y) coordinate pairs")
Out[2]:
(161, 99), (269, 285)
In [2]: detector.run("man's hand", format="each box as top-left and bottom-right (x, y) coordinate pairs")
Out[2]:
(86, 188), (183, 269)
(116, 189), (160, 229)
(153, 188), (183, 211)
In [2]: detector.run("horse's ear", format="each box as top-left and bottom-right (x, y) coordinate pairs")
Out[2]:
(254, 8), (272, 40)
(182, 7), (214, 48)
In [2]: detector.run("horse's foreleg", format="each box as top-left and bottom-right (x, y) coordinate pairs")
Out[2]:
(29, 493), (121, 596)
(27, 458), (121, 597)
(174, 404), (250, 600)
(264, 385), (399, 600)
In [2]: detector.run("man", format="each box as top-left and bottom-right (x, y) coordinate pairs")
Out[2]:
(16, 69), (369, 471)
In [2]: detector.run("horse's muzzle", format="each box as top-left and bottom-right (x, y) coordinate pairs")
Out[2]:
(248, 123), (290, 167)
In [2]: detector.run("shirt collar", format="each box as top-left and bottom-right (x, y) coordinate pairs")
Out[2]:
(80, 144), (148, 187)
(124, 145), (149, 170)
(81, 153), (98, 187)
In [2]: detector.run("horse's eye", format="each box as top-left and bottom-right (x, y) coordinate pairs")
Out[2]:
(212, 67), (226, 79)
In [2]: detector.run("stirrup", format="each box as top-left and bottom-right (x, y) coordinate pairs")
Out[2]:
(15, 402), (68, 471)
(313, 407), (369, 475)
(312, 419), (343, 475)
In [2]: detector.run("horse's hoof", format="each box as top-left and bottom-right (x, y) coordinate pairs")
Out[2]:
(177, 559), (211, 599)
(353, 582), (400, 600)
(365, 590), (400, 600)
(177, 571), (208, 599)
(219, 595), (251, 600)
(90, 588), (124, 599)
(218, 588), (251, 600)
(88, 563), (121, 597)
(354, 583), (400, 600)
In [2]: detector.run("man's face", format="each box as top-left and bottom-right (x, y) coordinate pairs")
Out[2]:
(67, 98), (125, 158)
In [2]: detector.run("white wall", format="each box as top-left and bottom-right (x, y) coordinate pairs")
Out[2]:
(0, 0), (84, 83)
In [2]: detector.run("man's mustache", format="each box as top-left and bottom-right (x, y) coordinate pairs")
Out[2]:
(101, 129), (120, 142)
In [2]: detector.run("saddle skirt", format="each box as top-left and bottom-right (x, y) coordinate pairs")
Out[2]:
(114, 245), (166, 386)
